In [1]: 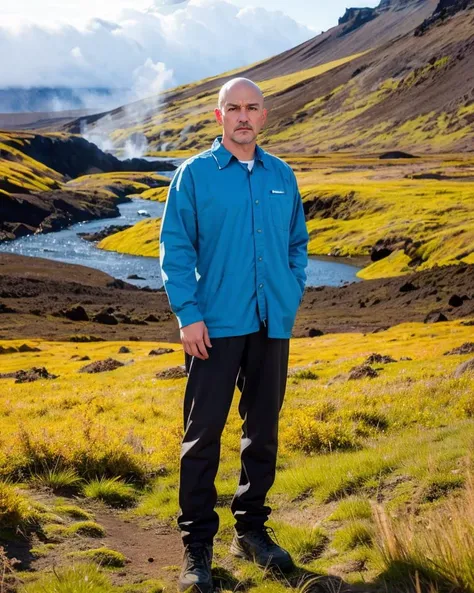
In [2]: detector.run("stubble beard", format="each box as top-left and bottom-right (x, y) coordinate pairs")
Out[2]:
(231, 130), (257, 145)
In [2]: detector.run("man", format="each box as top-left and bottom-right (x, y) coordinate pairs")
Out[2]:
(159, 77), (309, 593)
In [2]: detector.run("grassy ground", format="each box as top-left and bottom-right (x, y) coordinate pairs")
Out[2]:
(1, 318), (473, 591)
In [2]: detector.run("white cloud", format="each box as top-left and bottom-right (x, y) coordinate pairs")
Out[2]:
(0, 0), (314, 112)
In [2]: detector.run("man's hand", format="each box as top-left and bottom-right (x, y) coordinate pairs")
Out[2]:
(180, 321), (212, 360)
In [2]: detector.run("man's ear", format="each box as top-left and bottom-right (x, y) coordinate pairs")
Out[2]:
(214, 107), (223, 125)
(262, 107), (268, 125)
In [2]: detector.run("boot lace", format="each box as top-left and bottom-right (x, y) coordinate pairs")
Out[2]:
(186, 542), (210, 570)
(251, 526), (280, 549)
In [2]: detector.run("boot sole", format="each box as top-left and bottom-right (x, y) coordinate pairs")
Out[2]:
(229, 543), (294, 573)
(178, 582), (213, 593)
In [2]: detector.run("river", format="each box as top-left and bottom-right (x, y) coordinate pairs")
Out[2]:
(0, 164), (363, 288)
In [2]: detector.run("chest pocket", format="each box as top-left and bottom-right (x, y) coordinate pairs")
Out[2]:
(269, 190), (293, 231)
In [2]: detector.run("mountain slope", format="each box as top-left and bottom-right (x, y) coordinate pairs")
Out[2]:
(57, 0), (473, 155)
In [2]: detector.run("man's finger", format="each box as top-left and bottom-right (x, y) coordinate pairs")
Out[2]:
(203, 326), (212, 348)
(190, 342), (204, 360)
(196, 340), (209, 359)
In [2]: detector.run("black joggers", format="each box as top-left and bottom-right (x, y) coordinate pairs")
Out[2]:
(178, 322), (290, 545)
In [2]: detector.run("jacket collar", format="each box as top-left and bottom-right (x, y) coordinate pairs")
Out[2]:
(211, 136), (270, 170)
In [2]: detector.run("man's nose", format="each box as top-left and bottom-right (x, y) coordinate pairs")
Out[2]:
(237, 109), (248, 121)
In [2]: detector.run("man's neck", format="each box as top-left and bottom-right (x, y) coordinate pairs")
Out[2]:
(221, 136), (256, 162)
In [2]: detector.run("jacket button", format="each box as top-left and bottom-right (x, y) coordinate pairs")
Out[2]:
(259, 283), (264, 288)
(257, 229), (262, 233)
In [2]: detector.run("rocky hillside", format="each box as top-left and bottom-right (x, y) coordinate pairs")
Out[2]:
(57, 0), (473, 154)
(0, 131), (173, 242)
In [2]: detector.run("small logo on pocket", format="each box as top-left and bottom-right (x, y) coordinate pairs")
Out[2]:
(270, 189), (285, 194)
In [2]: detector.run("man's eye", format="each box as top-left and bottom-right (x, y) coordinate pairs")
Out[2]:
(249, 106), (257, 110)
(228, 107), (235, 111)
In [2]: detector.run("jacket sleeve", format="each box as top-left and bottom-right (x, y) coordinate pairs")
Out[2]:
(288, 170), (309, 301)
(159, 163), (203, 329)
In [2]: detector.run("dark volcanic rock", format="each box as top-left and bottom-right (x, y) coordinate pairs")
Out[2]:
(0, 191), (121, 243)
(365, 353), (397, 364)
(0, 345), (18, 354)
(62, 305), (89, 321)
(79, 358), (125, 373)
(349, 364), (379, 380)
(379, 151), (418, 159)
(92, 312), (119, 325)
(415, 0), (474, 35)
(444, 342), (474, 355)
(424, 311), (448, 323)
(9, 133), (176, 178)
(0, 302), (17, 313)
(14, 366), (58, 383)
(448, 294), (465, 307)
(18, 343), (41, 352)
(149, 348), (175, 356)
(78, 225), (132, 242)
(156, 366), (187, 379)
(118, 346), (131, 353)
(308, 328), (324, 337)
(400, 282), (418, 293)
(338, 7), (378, 35)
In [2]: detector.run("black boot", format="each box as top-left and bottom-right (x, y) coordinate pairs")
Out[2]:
(178, 542), (213, 593)
(230, 527), (294, 572)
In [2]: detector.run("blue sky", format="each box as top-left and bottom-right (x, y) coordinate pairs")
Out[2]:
(1, 0), (380, 31)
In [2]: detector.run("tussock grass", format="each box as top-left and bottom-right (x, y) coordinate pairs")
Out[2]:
(54, 505), (94, 521)
(67, 547), (127, 568)
(83, 477), (138, 507)
(374, 475), (474, 592)
(332, 520), (374, 551)
(22, 563), (113, 593)
(328, 497), (373, 521)
(0, 481), (38, 529)
(31, 466), (83, 493)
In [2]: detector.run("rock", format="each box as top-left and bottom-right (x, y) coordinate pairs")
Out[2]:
(0, 371), (18, 379)
(453, 358), (474, 378)
(149, 348), (175, 356)
(129, 336), (141, 341)
(127, 274), (146, 280)
(444, 342), (474, 356)
(15, 366), (58, 383)
(156, 366), (187, 379)
(365, 353), (397, 364)
(400, 356), (413, 361)
(18, 343), (41, 353)
(0, 303), (16, 314)
(92, 312), (119, 325)
(349, 364), (379, 380)
(118, 346), (131, 353)
(448, 294), (464, 307)
(144, 314), (160, 322)
(79, 356), (91, 361)
(0, 345), (19, 355)
(399, 282), (418, 293)
(78, 225), (132, 242)
(79, 358), (125, 373)
(63, 305), (89, 322)
(424, 311), (448, 323)
(308, 328), (324, 337)
(379, 151), (418, 159)
(461, 320), (474, 326)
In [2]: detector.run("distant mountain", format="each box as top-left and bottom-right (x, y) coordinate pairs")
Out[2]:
(21, 0), (474, 153)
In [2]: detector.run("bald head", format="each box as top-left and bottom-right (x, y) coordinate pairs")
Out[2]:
(217, 78), (264, 110)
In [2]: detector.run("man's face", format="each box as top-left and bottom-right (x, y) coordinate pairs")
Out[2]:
(214, 83), (267, 145)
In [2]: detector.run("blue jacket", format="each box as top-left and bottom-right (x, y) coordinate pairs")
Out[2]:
(159, 136), (309, 339)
